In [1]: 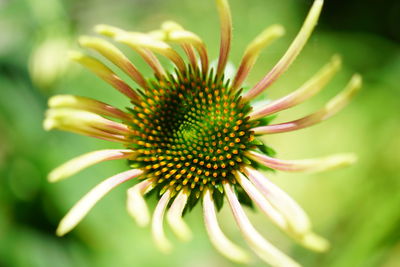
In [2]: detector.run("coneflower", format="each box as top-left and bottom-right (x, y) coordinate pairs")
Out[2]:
(44, 0), (361, 266)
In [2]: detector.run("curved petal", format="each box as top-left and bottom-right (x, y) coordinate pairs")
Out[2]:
(44, 108), (129, 143)
(45, 108), (129, 134)
(152, 189), (173, 253)
(232, 25), (285, 91)
(203, 188), (251, 263)
(252, 74), (362, 134)
(215, 0), (232, 77)
(223, 182), (300, 267)
(116, 33), (186, 73)
(246, 150), (357, 173)
(127, 179), (154, 227)
(243, 0), (324, 101)
(166, 189), (192, 242)
(160, 21), (209, 72)
(234, 171), (288, 231)
(243, 166), (310, 234)
(243, 167), (329, 252)
(49, 95), (131, 120)
(68, 51), (141, 103)
(95, 24), (167, 77)
(249, 55), (341, 120)
(79, 36), (148, 89)
(49, 149), (136, 182)
(56, 169), (144, 236)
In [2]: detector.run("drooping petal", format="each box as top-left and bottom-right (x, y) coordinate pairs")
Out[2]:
(249, 55), (342, 120)
(161, 21), (209, 73)
(127, 179), (154, 227)
(243, 166), (310, 234)
(115, 33), (186, 73)
(48, 95), (131, 120)
(56, 169), (144, 236)
(252, 74), (362, 134)
(95, 24), (166, 77)
(49, 149), (136, 183)
(158, 22), (192, 64)
(166, 189), (192, 242)
(68, 51), (141, 103)
(215, 0), (232, 77)
(243, 167), (329, 252)
(202, 188), (251, 263)
(78, 36), (149, 89)
(152, 189), (173, 253)
(223, 181), (300, 267)
(234, 171), (288, 231)
(246, 150), (357, 173)
(243, 0), (324, 101)
(232, 25), (285, 91)
(140, 48), (167, 78)
(170, 32), (208, 73)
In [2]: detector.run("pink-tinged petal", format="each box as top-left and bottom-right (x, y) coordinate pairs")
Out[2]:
(127, 179), (154, 227)
(49, 149), (136, 183)
(252, 74), (362, 134)
(166, 189), (192, 242)
(140, 48), (167, 78)
(116, 33), (186, 73)
(56, 169), (144, 236)
(203, 188), (251, 263)
(168, 31), (208, 73)
(181, 43), (197, 68)
(159, 22), (197, 67)
(95, 24), (167, 77)
(243, 166), (310, 234)
(152, 189), (173, 253)
(243, 0), (324, 101)
(78, 36), (149, 89)
(215, 0), (232, 77)
(246, 150), (357, 173)
(166, 29), (210, 73)
(160, 21), (209, 73)
(250, 55), (341, 120)
(234, 171), (288, 231)
(232, 25), (285, 91)
(195, 43), (209, 74)
(243, 167), (329, 252)
(49, 95), (131, 120)
(223, 182), (300, 267)
(68, 51), (141, 103)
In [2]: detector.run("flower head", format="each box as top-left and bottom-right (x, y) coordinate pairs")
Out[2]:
(44, 0), (361, 266)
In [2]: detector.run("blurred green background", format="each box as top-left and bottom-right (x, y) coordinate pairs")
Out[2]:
(1, 0), (399, 266)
